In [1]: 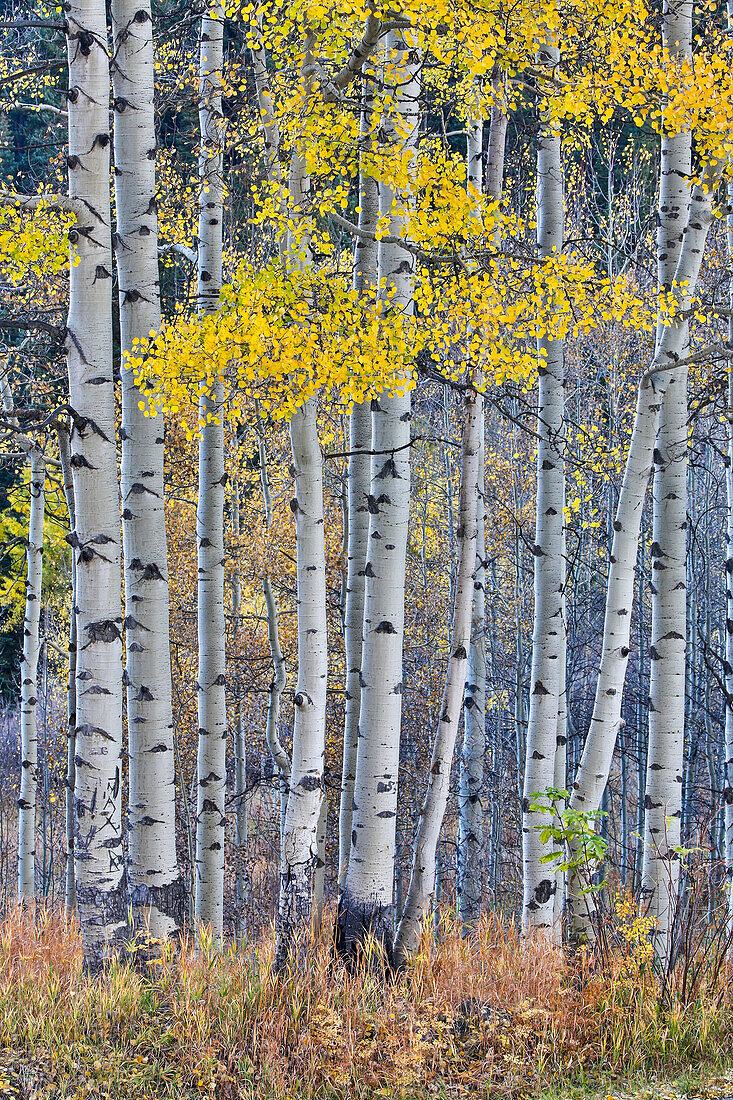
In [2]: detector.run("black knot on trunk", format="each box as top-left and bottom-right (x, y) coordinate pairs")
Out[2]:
(85, 619), (122, 644)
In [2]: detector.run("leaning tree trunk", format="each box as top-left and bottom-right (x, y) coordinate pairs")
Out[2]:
(566, 165), (721, 942)
(274, 145), (328, 970)
(339, 85), (379, 890)
(17, 446), (45, 903)
(394, 380), (482, 965)
(336, 31), (420, 962)
(457, 114), (486, 933)
(112, 0), (184, 939)
(522, 45), (565, 935)
(642, 0), (692, 955)
(57, 422), (77, 913)
(66, 0), (125, 968)
(194, 0), (227, 939)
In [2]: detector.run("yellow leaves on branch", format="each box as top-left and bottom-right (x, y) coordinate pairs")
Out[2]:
(127, 245), (661, 431)
(130, 264), (417, 430)
(0, 205), (73, 286)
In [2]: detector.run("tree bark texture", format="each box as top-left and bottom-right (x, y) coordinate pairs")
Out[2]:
(339, 87), (379, 890)
(57, 423), (77, 914)
(112, 0), (184, 938)
(522, 48), (565, 934)
(66, 0), (126, 968)
(642, 0), (692, 952)
(195, 0), (227, 939)
(336, 31), (420, 961)
(17, 446), (44, 902)
(394, 380), (482, 965)
(567, 166), (720, 942)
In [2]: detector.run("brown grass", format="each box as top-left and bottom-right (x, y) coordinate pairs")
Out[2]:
(0, 901), (731, 1099)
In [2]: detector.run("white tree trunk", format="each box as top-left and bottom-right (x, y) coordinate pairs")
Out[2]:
(458, 423), (486, 930)
(457, 94), (507, 931)
(567, 168), (721, 940)
(522, 48), (565, 934)
(457, 115), (485, 934)
(194, 0), (227, 939)
(57, 423), (77, 914)
(643, 369), (687, 953)
(112, 0), (184, 939)
(17, 446), (44, 902)
(273, 119), (329, 966)
(255, 423), (290, 851)
(337, 33), (419, 961)
(275, 392), (328, 967)
(725, 177), (733, 932)
(553, 503), (568, 926)
(339, 88), (379, 889)
(231, 478), (249, 933)
(65, 0), (125, 967)
(642, 2), (692, 952)
(394, 381), (482, 965)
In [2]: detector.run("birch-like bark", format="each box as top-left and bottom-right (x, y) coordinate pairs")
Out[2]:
(567, 166), (721, 941)
(231, 479), (249, 931)
(642, 1), (692, 951)
(554, 491), (568, 926)
(336, 32), (419, 961)
(66, 0), (125, 967)
(339, 87), (379, 889)
(0, 376), (45, 905)
(394, 381), (482, 965)
(275, 387), (327, 966)
(17, 446), (44, 902)
(457, 115), (485, 933)
(112, 0), (184, 938)
(194, 0), (227, 939)
(458, 425), (486, 929)
(256, 422), (290, 850)
(522, 46), (565, 934)
(57, 423), (77, 913)
(274, 123), (328, 966)
(457, 93), (507, 930)
(725, 178), (733, 933)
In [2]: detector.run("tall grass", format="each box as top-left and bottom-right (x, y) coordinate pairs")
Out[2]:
(0, 898), (731, 1099)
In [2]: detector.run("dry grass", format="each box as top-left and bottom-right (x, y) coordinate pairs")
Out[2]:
(0, 899), (731, 1100)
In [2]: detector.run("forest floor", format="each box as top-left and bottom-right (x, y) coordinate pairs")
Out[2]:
(0, 901), (731, 1100)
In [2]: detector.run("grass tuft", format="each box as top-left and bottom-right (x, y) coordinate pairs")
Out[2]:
(0, 900), (732, 1099)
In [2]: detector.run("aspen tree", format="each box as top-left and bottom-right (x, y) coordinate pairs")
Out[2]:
(275, 138), (328, 968)
(566, 164), (723, 941)
(231, 476), (249, 930)
(339, 86), (379, 890)
(195, 0), (227, 939)
(18, 445), (44, 903)
(337, 30), (420, 960)
(721, 0), (733, 939)
(112, 0), (184, 938)
(394, 377), (482, 965)
(56, 422), (77, 913)
(522, 40), (565, 935)
(458, 93), (507, 930)
(1, 377), (45, 904)
(252, 9), (385, 964)
(65, 0), (125, 966)
(256, 423), (290, 850)
(641, 0), (693, 957)
(248, 24), (330, 967)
